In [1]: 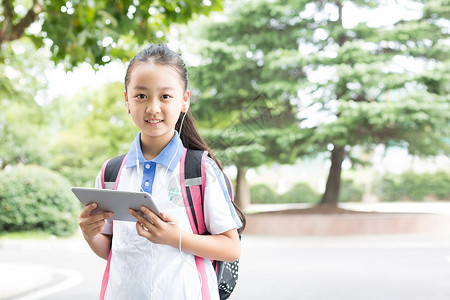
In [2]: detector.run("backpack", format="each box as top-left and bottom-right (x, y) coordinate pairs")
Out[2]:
(101, 149), (241, 300)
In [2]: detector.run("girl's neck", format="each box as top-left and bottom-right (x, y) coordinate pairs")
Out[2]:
(139, 132), (175, 161)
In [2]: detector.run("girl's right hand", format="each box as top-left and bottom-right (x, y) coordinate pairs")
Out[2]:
(78, 203), (113, 240)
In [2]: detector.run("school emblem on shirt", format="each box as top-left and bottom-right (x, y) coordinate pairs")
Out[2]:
(166, 175), (184, 206)
(169, 188), (183, 206)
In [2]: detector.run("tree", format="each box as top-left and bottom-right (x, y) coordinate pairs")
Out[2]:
(48, 82), (131, 186)
(0, 39), (51, 169)
(186, 1), (312, 209)
(0, 0), (224, 175)
(283, 0), (450, 206)
(187, 0), (450, 208)
(0, 0), (223, 68)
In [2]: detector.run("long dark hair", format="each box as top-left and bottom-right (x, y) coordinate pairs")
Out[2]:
(125, 44), (246, 233)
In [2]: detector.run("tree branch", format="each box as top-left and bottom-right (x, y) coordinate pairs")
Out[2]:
(0, 0), (43, 45)
(0, 0), (14, 43)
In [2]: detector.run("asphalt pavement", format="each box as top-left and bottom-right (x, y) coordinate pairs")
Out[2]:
(2, 232), (450, 299)
(2, 202), (450, 299)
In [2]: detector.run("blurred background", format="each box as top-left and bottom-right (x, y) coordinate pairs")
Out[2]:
(0, 0), (449, 299)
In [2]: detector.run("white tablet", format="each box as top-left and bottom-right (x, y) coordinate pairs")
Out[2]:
(71, 187), (161, 222)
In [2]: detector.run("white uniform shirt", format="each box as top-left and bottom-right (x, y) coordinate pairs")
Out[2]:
(96, 131), (242, 300)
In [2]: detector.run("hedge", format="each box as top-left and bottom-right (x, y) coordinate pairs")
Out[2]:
(250, 179), (367, 204)
(376, 171), (450, 201)
(250, 182), (319, 204)
(338, 179), (364, 202)
(250, 184), (279, 204)
(0, 165), (80, 236)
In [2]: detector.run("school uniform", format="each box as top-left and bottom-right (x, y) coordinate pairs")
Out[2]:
(96, 131), (242, 300)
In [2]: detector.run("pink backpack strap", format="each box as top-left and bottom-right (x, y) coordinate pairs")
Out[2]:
(99, 154), (126, 299)
(100, 159), (111, 189)
(99, 249), (112, 300)
(180, 148), (211, 300)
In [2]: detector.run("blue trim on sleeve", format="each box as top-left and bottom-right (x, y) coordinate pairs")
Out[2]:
(206, 158), (243, 228)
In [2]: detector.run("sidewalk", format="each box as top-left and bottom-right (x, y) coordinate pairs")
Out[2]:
(0, 237), (89, 300)
(0, 263), (54, 299)
(246, 201), (450, 214)
(2, 202), (450, 299)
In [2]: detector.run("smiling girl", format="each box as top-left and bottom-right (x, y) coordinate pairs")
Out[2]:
(78, 44), (244, 300)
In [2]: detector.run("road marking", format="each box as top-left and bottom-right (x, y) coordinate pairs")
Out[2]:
(14, 268), (83, 300)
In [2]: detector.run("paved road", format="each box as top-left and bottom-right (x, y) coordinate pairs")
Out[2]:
(235, 234), (450, 300)
(2, 233), (450, 300)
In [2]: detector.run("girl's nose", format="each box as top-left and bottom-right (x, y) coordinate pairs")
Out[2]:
(145, 99), (161, 114)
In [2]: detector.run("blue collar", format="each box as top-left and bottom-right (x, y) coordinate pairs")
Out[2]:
(126, 131), (184, 171)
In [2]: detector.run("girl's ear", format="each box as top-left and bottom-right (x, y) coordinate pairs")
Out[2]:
(124, 91), (130, 113)
(181, 90), (190, 113)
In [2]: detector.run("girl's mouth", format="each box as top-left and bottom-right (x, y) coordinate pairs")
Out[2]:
(146, 119), (163, 124)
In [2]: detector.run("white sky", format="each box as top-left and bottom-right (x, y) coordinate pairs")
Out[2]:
(45, 60), (126, 101)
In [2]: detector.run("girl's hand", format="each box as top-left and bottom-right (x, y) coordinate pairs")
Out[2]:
(128, 206), (179, 247)
(78, 203), (113, 241)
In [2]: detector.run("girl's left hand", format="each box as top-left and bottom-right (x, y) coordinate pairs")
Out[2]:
(128, 207), (179, 247)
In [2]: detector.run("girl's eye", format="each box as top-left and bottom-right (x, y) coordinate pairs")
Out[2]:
(136, 94), (147, 100)
(161, 94), (172, 100)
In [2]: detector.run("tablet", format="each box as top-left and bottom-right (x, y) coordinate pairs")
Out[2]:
(71, 187), (161, 222)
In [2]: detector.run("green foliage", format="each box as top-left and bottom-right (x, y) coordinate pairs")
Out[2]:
(48, 82), (131, 186)
(376, 171), (450, 202)
(0, 102), (50, 169)
(187, 0), (307, 170)
(328, 94), (450, 154)
(0, 39), (49, 99)
(249, 184), (279, 204)
(0, 39), (52, 170)
(0, 0), (223, 69)
(250, 182), (319, 204)
(187, 0), (450, 206)
(338, 179), (364, 202)
(281, 182), (319, 204)
(0, 165), (80, 236)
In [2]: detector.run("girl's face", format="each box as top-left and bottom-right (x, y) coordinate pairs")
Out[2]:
(125, 62), (189, 147)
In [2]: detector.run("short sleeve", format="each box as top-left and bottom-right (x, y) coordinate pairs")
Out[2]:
(94, 170), (113, 235)
(203, 157), (242, 235)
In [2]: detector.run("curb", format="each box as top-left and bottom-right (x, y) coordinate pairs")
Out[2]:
(245, 212), (450, 236)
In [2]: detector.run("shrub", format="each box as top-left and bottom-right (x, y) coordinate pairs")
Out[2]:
(250, 184), (279, 204)
(281, 182), (319, 203)
(376, 171), (450, 201)
(0, 165), (81, 236)
(339, 179), (364, 202)
(250, 182), (319, 204)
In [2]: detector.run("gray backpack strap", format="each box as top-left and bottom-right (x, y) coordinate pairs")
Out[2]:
(102, 154), (127, 190)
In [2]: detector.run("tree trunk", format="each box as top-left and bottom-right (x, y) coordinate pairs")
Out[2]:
(319, 146), (345, 207)
(234, 167), (250, 211)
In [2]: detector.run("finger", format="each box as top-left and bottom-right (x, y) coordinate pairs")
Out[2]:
(80, 211), (113, 225)
(80, 203), (98, 217)
(160, 211), (176, 223)
(140, 206), (160, 225)
(80, 219), (107, 238)
(86, 219), (107, 231)
(129, 209), (153, 227)
(135, 221), (151, 239)
(79, 215), (106, 228)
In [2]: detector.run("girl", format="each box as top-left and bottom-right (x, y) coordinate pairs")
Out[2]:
(78, 44), (244, 300)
